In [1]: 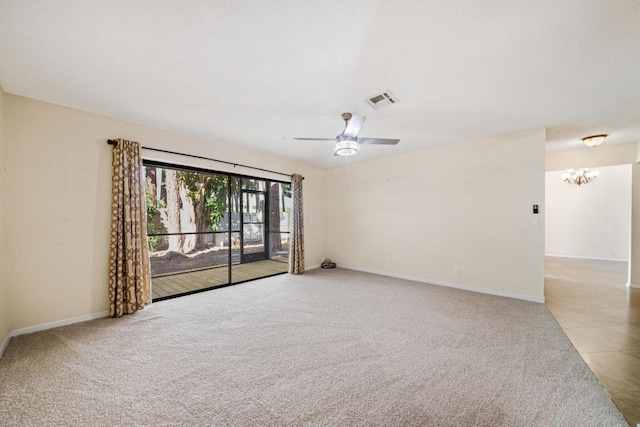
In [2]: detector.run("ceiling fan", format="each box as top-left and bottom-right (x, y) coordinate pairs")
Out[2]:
(294, 112), (400, 156)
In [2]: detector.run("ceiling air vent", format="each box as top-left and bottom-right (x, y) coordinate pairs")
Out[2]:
(364, 91), (399, 110)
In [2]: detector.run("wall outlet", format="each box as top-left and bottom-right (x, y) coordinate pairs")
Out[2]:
(385, 257), (391, 264)
(454, 267), (460, 276)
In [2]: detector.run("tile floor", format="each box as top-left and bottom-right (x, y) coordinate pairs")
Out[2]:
(545, 256), (640, 426)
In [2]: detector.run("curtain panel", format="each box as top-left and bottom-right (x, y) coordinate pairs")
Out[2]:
(108, 139), (151, 317)
(288, 174), (305, 274)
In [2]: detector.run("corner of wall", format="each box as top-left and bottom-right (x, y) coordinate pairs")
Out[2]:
(0, 85), (10, 357)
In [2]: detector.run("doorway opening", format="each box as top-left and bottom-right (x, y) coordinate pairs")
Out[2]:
(544, 164), (640, 425)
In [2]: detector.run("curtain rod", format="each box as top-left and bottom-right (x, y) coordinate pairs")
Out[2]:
(107, 140), (302, 179)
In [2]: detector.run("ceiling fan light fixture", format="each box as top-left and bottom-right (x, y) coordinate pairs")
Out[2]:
(334, 139), (359, 156)
(294, 112), (399, 156)
(582, 134), (607, 147)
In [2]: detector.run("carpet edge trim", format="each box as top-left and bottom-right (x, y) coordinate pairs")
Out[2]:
(338, 264), (545, 303)
(9, 311), (110, 338)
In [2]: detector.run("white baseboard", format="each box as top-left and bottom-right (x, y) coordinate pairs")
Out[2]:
(306, 264), (321, 270)
(337, 264), (545, 304)
(9, 311), (110, 338)
(626, 282), (640, 289)
(0, 330), (11, 359)
(1, 311), (109, 360)
(545, 253), (628, 263)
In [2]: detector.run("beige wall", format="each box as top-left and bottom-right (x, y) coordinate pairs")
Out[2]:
(0, 87), (9, 344)
(545, 165), (631, 261)
(4, 94), (327, 330)
(326, 128), (546, 301)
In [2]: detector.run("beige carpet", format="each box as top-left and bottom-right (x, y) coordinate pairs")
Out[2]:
(0, 269), (628, 426)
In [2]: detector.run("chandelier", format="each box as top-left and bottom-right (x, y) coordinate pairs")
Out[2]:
(562, 168), (599, 186)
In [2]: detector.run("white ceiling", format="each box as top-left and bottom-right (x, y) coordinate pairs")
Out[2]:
(1, 0), (640, 167)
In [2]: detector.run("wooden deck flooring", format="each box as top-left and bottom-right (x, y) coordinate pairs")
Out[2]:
(152, 259), (288, 300)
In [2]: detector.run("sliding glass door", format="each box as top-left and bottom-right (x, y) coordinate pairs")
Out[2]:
(241, 187), (267, 263)
(143, 161), (291, 301)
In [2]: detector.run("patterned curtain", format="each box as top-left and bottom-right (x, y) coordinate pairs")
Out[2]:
(108, 139), (151, 317)
(288, 174), (305, 274)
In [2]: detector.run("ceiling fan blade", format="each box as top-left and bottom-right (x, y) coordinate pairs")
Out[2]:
(343, 115), (366, 138)
(358, 138), (400, 145)
(293, 137), (336, 141)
